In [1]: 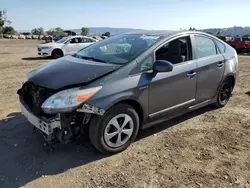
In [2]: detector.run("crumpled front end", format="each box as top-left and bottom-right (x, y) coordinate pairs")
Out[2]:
(17, 81), (104, 146)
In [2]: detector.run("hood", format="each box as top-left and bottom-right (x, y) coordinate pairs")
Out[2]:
(27, 55), (121, 90)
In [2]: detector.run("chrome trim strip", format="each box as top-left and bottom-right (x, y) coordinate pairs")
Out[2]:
(149, 99), (195, 118)
(189, 99), (211, 110)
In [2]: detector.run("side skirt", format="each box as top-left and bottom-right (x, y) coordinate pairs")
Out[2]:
(141, 98), (215, 130)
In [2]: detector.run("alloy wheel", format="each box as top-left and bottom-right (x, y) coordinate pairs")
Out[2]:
(104, 114), (134, 148)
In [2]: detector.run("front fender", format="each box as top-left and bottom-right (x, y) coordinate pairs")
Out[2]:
(87, 88), (149, 120)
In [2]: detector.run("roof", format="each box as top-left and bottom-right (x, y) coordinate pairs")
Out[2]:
(123, 30), (183, 36)
(66, 35), (95, 40)
(122, 30), (214, 37)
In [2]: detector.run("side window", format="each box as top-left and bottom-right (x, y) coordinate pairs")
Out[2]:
(130, 36), (192, 75)
(194, 36), (217, 59)
(75, 38), (82, 43)
(155, 36), (191, 64)
(234, 38), (241, 42)
(130, 54), (154, 75)
(69, 38), (82, 44)
(215, 40), (226, 53)
(69, 38), (76, 44)
(81, 38), (91, 43)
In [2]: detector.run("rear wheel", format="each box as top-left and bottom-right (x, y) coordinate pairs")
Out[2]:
(215, 79), (233, 108)
(51, 49), (63, 59)
(89, 103), (140, 154)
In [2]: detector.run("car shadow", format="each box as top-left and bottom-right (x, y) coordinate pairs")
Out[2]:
(246, 91), (250, 96)
(0, 113), (106, 188)
(22, 57), (52, 61)
(137, 105), (216, 140)
(0, 105), (216, 188)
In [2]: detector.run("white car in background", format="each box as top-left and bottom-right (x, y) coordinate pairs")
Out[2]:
(38, 36), (98, 59)
(26, 35), (32, 39)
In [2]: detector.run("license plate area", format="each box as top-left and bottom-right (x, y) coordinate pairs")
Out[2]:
(20, 102), (61, 135)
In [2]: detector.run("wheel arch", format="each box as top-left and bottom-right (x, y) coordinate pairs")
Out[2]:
(224, 74), (236, 89)
(52, 48), (64, 56)
(111, 99), (144, 126)
(216, 73), (236, 93)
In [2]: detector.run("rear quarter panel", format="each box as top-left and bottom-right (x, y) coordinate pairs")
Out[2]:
(222, 47), (238, 79)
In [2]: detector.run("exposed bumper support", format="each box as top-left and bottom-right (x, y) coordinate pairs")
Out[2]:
(20, 97), (61, 135)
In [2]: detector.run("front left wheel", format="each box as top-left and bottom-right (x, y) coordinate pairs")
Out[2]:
(89, 103), (140, 154)
(51, 49), (63, 59)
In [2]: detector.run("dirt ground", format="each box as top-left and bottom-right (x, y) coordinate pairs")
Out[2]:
(0, 39), (249, 188)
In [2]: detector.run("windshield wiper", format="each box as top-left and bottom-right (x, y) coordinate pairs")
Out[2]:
(78, 56), (108, 63)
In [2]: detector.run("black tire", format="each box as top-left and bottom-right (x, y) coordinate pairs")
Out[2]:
(89, 103), (140, 154)
(215, 79), (233, 108)
(51, 49), (63, 59)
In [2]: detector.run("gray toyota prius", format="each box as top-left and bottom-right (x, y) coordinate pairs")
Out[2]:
(18, 30), (239, 154)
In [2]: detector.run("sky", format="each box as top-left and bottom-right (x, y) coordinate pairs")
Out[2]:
(1, 0), (250, 31)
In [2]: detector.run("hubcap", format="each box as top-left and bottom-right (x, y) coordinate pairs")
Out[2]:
(104, 114), (134, 148)
(219, 83), (231, 104)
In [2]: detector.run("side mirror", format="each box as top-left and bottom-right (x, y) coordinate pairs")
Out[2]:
(152, 60), (173, 73)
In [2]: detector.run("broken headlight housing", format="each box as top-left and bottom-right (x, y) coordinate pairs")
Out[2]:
(41, 86), (102, 114)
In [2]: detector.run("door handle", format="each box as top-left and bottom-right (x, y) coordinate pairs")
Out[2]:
(217, 61), (224, 68)
(187, 71), (196, 79)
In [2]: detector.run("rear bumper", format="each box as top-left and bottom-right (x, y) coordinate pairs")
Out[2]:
(20, 97), (61, 135)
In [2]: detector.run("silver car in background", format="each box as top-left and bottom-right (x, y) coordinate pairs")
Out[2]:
(18, 30), (238, 154)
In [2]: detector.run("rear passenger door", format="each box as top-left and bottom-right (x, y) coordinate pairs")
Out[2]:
(192, 35), (225, 103)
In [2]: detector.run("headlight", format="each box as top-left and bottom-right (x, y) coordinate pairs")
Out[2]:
(41, 46), (52, 49)
(41, 86), (102, 114)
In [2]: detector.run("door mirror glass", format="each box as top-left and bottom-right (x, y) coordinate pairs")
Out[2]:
(152, 60), (173, 73)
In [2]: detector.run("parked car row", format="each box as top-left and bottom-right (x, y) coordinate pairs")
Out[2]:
(217, 36), (250, 53)
(3, 34), (45, 40)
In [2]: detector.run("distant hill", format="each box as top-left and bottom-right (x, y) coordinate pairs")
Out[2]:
(71, 26), (250, 36)
(18, 26), (250, 36)
(200, 26), (250, 36)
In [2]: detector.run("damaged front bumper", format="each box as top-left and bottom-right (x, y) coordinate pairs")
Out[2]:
(20, 96), (61, 136)
(19, 96), (106, 145)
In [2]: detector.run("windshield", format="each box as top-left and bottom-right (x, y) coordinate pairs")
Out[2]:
(56, 37), (70, 43)
(74, 34), (163, 64)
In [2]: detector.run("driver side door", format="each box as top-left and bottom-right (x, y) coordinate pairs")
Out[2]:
(148, 36), (197, 118)
(64, 38), (80, 55)
(131, 35), (198, 118)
